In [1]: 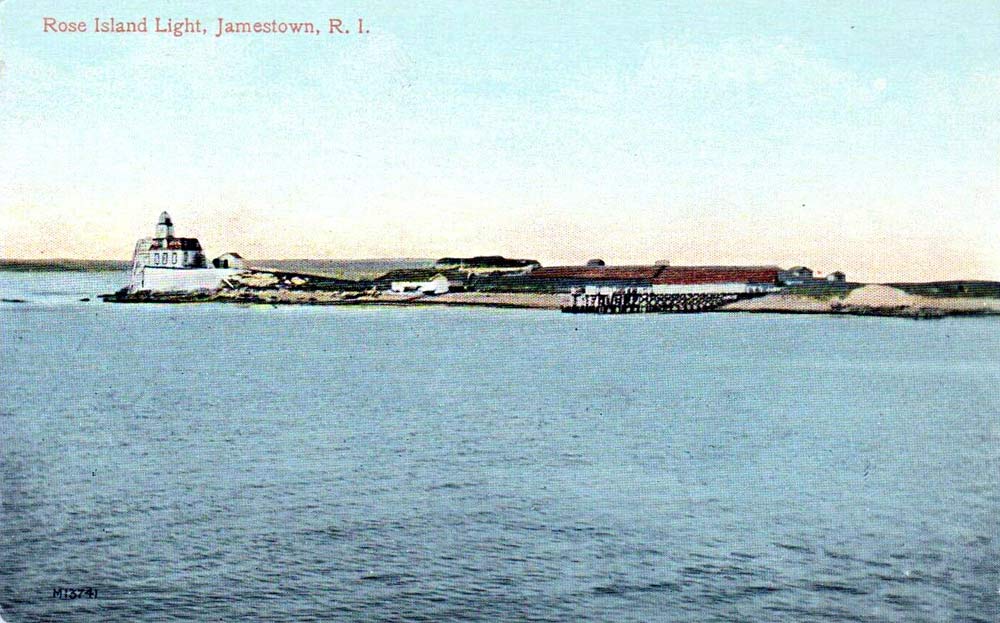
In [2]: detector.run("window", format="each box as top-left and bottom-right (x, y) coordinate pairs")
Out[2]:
(172, 252), (178, 264)
(153, 253), (159, 263)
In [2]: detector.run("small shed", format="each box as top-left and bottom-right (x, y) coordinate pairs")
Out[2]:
(826, 271), (846, 282)
(377, 268), (468, 293)
(212, 252), (246, 269)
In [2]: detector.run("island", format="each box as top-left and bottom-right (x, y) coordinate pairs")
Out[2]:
(97, 213), (1000, 319)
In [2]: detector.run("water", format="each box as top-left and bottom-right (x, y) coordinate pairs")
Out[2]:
(2, 272), (998, 622)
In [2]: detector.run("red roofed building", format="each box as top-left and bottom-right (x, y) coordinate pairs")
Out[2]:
(529, 265), (665, 281)
(528, 263), (781, 294)
(652, 266), (779, 285)
(651, 265), (779, 294)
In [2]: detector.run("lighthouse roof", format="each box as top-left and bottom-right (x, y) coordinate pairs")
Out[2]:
(150, 237), (202, 251)
(158, 211), (173, 226)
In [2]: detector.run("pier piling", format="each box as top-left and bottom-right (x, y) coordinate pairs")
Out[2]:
(562, 290), (748, 313)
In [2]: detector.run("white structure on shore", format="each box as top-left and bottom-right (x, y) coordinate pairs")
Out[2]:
(390, 273), (451, 295)
(212, 252), (246, 269)
(128, 212), (245, 293)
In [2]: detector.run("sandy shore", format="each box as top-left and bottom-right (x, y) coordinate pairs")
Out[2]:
(721, 284), (1000, 317)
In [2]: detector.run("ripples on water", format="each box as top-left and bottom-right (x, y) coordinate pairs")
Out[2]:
(1, 272), (998, 622)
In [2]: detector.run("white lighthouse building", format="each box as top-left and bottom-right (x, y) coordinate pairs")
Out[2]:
(128, 212), (245, 293)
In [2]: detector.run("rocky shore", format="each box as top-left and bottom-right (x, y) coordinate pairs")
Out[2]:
(102, 283), (564, 310)
(213, 288), (564, 309)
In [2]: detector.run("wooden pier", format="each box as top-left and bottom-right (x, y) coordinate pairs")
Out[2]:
(562, 290), (750, 314)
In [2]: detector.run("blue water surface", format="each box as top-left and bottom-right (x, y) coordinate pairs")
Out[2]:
(1, 271), (998, 622)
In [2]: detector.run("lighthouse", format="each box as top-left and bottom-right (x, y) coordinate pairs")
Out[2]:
(127, 213), (244, 293)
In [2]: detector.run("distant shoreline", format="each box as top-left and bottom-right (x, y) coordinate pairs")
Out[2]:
(0, 258), (435, 280)
(0, 259), (130, 272)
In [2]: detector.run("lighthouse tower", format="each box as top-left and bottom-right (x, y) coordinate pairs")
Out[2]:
(155, 211), (175, 239)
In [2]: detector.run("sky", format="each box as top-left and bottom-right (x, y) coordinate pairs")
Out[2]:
(1, 1), (998, 281)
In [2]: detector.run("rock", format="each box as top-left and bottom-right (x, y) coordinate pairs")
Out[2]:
(234, 271), (280, 288)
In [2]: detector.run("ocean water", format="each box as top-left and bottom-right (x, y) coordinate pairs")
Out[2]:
(1, 271), (998, 622)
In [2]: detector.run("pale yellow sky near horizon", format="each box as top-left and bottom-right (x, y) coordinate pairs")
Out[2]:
(2, 2), (998, 283)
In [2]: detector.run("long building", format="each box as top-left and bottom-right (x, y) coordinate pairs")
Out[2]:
(652, 266), (780, 294)
(528, 264), (781, 294)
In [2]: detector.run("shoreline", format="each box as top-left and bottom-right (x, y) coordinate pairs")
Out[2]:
(714, 305), (1000, 319)
(86, 267), (1000, 318)
(717, 285), (1000, 319)
(99, 287), (1000, 318)
(102, 289), (566, 309)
